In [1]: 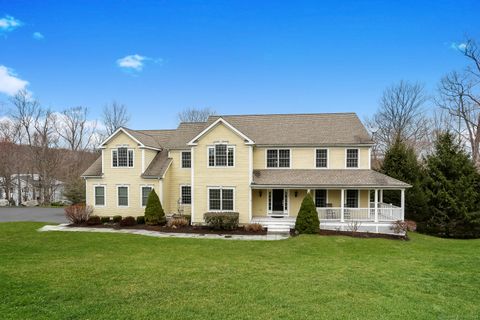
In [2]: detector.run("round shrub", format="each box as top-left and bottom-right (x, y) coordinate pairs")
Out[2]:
(136, 216), (145, 224)
(120, 216), (136, 227)
(295, 193), (320, 234)
(144, 189), (166, 225)
(86, 215), (101, 226)
(204, 212), (239, 230)
(100, 216), (111, 224)
(112, 215), (122, 223)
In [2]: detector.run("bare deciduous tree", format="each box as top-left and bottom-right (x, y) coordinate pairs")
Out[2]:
(56, 106), (97, 151)
(8, 89), (41, 146)
(178, 107), (216, 123)
(366, 81), (430, 158)
(102, 101), (130, 135)
(436, 38), (480, 165)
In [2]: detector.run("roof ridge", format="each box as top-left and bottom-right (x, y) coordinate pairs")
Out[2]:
(209, 112), (357, 118)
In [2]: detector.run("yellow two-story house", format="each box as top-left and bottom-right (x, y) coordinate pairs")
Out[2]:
(82, 113), (409, 232)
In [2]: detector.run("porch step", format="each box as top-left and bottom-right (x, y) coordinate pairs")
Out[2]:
(266, 225), (292, 234)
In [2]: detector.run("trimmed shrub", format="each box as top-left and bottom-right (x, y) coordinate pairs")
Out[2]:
(144, 189), (166, 225)
(64, 204), (92, 224)
(86, 215), (101, 225)
(100, 216), (111, 223)
(112, 215), (122, 223)
(204, 212), (239, 230)
(295, 193), (320, 234)
(136, 216), (145, 224)
(120, 216), (136, 227)
(172, 214), (191, 224)
(244, 223), (264, 232)
(167, 217), (189, 228)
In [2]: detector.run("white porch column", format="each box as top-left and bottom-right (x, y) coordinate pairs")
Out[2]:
(340, 188), (345, 222)
(400, 189), (405, 221)
(379, 189), (383, 203)
(374, 189), (378, 222)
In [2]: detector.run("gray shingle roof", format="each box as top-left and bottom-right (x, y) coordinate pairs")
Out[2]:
(82, 156), (102, 177)
(165, 122), (207, 149)
(122, 127), (176, 149)
(252, 169), (410, 188)
(141, 150), (172, 179)
(205, 113), (373, 146)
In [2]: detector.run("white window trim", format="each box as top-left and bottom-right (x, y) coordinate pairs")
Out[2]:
(140, 185), (154, 208)
(93, 184), (106, 208)
(111, 147), (135, 168)
(207, 144), (236, 168)
(265, 148), (291, 169)
(207, 186), (235, 212)
(314, 148), (329, 169)
(345, 148), (360, 169)
(179, 184), (192, 205)
(181, 151), (192, 169)
(116, 185), (130, 208)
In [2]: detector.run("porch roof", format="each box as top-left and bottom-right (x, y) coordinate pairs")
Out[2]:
(251, 169), (411, 189)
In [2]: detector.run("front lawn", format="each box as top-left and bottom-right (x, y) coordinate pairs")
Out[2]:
(1, 222), (479, 319)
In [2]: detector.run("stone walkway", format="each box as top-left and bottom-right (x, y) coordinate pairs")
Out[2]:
(38, 224), (290, 241)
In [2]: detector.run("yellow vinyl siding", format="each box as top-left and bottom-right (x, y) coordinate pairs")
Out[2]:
(85, 132), (160, 217)
(288, 189), (308, 217)
(192, 123), (250, 224)
(253, 147), (371, 169)
(252, 189), (267, 217)
(163, 150), (191, 215)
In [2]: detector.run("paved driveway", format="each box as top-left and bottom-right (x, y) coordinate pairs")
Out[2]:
(0, 207), (66, 223)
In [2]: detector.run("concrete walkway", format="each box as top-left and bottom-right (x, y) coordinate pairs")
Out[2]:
(38, 224), (290, 241)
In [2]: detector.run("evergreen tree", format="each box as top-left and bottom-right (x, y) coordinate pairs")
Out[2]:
(144, 189), (166, 225)
(63, 177), (86, 204)
(295, 193), (320, 234)
(422, 132), (480, 238)
(380, 138), (428, 222)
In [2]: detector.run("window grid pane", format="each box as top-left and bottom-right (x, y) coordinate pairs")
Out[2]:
(222, 189), (234, 211)
(181, 186), (191, 204)
(118, 187), (128, 206)
(315, 189), (327, 207)
(209, 189), (221, 210)
(95, 186), (105, 206)
(266, 150), (278, 168)
(112, 151), (118, 167)
(346, 149), (358, 168)
(142, 187), (152, 206)
(316, 149), (328, 168)
(215, 144), (227, 166)
(278, 149), (290, 167)
(346, 190), (358, 208)
(128, 150), (134, 167)
(227, 147), (234, 167)
(182, 152), (191, 168)
(118, 148), (128, 167)
(208, 147), (215, 166)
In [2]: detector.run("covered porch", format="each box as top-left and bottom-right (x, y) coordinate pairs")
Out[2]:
(250, 169), (411, 233)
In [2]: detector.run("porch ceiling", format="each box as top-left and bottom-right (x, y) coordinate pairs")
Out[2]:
(251, 169), (411, 189)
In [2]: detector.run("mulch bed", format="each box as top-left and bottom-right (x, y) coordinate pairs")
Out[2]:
(68, 223), (268, 235)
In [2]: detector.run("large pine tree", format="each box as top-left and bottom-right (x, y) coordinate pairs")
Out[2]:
(422, 132), (480, 238)
(380, 138), (428, 222)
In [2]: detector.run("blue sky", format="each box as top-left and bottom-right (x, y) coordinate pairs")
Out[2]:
(0, 0), (478, 129)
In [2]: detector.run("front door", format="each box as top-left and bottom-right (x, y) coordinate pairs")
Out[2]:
(272, 189), (284, 213)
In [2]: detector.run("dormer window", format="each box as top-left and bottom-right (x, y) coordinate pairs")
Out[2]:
(208, 144), (234, 167)
(112, 147), (134, 167)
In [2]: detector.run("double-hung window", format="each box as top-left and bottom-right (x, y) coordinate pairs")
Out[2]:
(208, 144), (234, 167)
(346, 149), (359, 168)
(345, 190), (359, 208)
(180, 185), (191, 204)
(315, 189), (327, 207)
(316, 149), (328, 168)
(94, 186), (105, 206)
(266, 149), (290, 168)
(208, 187), (234, 211)
(141, 186), (152, 207)
(112, 147), (134, 167)
(181, 151), (191, 168)
(117, 186), (129, 207)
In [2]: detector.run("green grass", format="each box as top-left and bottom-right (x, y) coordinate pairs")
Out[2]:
(1, 223), (480, 319)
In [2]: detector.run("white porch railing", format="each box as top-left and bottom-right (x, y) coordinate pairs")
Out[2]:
(317, 202), (402, 222)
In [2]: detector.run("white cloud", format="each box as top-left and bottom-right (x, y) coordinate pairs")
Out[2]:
(116, 54), (162, 72)
(450, 42), (467, 52)
(0, 15), (23, 34)
(32, 32), (44, 40)
(0, 65), (29, 96)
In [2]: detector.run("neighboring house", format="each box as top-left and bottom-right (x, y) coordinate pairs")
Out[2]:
(82, 113), (410, 232)
(0, 174), (65, 206)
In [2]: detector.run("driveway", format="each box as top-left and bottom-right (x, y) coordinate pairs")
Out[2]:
(0, 207), (66, 223)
